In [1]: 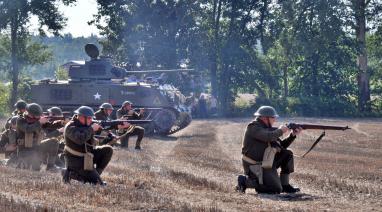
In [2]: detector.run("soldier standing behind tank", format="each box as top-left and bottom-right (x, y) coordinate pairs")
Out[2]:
(236, 106), (303, 194)
(62, 106), (113, 185)
(12, 103), (60, 172)
(116, 101), (145, 150)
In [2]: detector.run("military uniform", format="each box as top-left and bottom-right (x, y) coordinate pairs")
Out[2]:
(237, 106), (300, 194)
(241, 118), (296, 194)
(4, 100), (27, 130)
(63, 106), (113, 185)
(44, 106), (67, 164)
(14, 113), (60, 171)
(0, 128), (17, 158)
(94, 109), (116, 145)
(116, 107), (145, 149)
(0, 116), (18, 159)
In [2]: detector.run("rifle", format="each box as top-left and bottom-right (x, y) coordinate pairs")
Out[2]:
(94, 133), (120, 145)
(93, 119), (152, 130)
(43, 116), (67, 122)
(277, 123), (351, 158)
(286, 123), (350, 131)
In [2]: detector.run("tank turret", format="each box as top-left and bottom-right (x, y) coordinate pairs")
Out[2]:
(68, 44), (127, 81)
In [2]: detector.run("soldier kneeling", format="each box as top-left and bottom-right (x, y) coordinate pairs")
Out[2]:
(10, 103), (60, 172)
(116, 101), (145, 150)
(236, 106), (302, 194)
(62, 106), (113, 185)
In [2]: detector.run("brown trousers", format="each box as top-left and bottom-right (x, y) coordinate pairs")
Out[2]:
(119, 126), (145, 148)
(243, 149), (294, 194)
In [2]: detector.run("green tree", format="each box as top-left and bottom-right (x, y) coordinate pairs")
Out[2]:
(0, 0), (75, 109)
(345, 0), (382, 112)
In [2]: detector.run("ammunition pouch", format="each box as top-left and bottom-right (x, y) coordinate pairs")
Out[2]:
(23, 132), (42, 148)
(242, 155), (263, 185)
(64, 146), (94, 171)
(249, 164), (263, 185)
(24, 133), (34, 148)
(8, 130), (17, 145)
(84, 152), (94, 171)
(262, 143), (279, 169)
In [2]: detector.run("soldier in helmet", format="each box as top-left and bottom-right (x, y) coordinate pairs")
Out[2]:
(236, 106), (303, 194)
(116, 101), (145, 150)
(12, 103), (60, 171)
(43, 107), (66, 138)
(0, 116), (18, 160)
(3, 100), (28, 130)
(62, 106), (113, 185)
(94, 103), (130, 145)
(94, 103), (114, 121)
(42, 106), (67, 167)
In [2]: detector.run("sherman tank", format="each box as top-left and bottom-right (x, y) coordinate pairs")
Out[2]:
(30, 44), (192, 135)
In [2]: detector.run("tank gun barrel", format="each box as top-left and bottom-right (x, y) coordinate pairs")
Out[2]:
(126, 69), (194, 74)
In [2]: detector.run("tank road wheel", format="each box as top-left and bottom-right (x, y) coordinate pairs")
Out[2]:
(153, 109), (176, 134)
(144, 122), (155, 136)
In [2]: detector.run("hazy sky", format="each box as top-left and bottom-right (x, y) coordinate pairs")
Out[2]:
(31, 0), (101, 37)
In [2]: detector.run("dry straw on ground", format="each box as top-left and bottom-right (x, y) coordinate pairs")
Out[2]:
(0, 118), (381, 211)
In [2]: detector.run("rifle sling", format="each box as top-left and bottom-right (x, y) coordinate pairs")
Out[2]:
(302, 131), (326, 158)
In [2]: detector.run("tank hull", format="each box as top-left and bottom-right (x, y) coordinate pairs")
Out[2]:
(30, 81), (191, 135)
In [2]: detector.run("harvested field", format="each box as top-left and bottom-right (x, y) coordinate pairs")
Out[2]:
(0, 117), (381, 211)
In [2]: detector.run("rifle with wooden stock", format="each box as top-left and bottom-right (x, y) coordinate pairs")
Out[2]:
(278, 123), (351, 157)
(93, 119), (152, 130)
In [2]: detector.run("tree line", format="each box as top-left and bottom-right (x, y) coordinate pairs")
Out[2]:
(1, 0), (382, 116)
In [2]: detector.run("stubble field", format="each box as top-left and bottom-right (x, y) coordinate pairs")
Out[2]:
(0, 117), (381, 211)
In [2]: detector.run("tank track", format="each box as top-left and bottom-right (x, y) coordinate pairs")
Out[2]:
(166, 112), (192, 135)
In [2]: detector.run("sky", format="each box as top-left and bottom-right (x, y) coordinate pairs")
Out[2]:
(31, 0), (101, 37)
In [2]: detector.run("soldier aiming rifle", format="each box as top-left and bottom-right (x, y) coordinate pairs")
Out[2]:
(237, 106), (350, 194)
(116, 101), (146, 150)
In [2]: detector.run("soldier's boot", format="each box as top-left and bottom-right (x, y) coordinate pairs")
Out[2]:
(55, 153), (65, 168)
(62, 169), (71, 184)
(235, 175), (247, 193)
(46, 164), (63, 173)
(120, 136), (129, 148)
(280, 174), (300, 193)
(135, 127), (145, 150)
(46, 153), (62, 172)
(61, 168), (84, 184)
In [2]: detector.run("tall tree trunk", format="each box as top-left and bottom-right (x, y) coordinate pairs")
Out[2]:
(311, 52), (319, 96)
(258, 0), (269, 54)
(219, 0), (238, 116)
(10, 15), (19, 110)
(354, 0), (371, 112)
(283, 63), (288, 100)
(210, 0), (222, 97)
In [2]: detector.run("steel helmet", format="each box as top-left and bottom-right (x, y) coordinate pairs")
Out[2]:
(74, 106), (95, 117)
(254, 106), (279, 118)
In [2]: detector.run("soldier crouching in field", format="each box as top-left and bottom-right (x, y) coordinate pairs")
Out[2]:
(236, 106), (302, 194)
(3, 100), (27, 131)
(94, 103), (130, 145)
(11, 103), (60, 172)
(116, 101), (145, 150)
(62, 106), (113, 185)
(0, 116), (18, 160)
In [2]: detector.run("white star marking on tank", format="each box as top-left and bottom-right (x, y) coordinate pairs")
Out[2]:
(94, 92), (101, 100)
